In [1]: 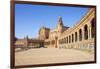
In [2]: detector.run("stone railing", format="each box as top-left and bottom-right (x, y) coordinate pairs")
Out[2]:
(59, 38), (95, 53)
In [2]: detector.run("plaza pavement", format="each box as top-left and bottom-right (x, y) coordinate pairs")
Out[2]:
(15, 48), (94, 66)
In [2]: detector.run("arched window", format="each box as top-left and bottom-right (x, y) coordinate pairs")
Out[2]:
(84, 25), (88, 40)
(79, 29), (82, 41)
(75, 32), (77, 42)
(91, 18), (95, 38)
(72, 34), (74, 42)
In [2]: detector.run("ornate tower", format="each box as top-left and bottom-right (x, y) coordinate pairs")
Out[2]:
(39, 26), (50, 40)
(57, 16), (63, 33)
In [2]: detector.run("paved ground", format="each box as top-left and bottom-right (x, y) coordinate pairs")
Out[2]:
(15, 48), (94, 66)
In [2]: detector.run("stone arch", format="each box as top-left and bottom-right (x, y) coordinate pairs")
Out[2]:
(72, 34), (74, 42)
(75, 32), (77, 42)
(79, 29), (82, 41)
(84, 24), (88, 40)
(69, 35), (71, 43)
(91, 18), (95, 38)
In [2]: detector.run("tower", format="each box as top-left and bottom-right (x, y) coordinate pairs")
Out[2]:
(57, 16), (63, 33)
(39, 26), (50, 40)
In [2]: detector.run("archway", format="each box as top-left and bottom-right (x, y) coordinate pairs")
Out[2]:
(79, 29), (82, 41)
(84, 25), (88, 40)
(69, 35), (71, 43)
(75, 32), (77, 42)
(91, 18), (95, 38)
(72, 34), (74, 42)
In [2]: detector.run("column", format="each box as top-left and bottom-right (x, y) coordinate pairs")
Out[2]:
(77, 31), (79, 49)
(81, 28), (84, 50)
(77, 31), (79, 42)
(89, 24), (92, 39)
(88, 24), (89, 39)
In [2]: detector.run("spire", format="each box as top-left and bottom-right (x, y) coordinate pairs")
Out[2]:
(58, 16), (62, 21)
(57, 16), (63, 33)
(58, 16), (63, 26)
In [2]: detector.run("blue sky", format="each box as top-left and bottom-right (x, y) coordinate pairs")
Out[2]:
(15, 4), (89, 38)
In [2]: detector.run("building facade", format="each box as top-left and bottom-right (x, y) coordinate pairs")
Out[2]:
(58, 8), (95, 53)
(40, 8), (96, 53)
(15, 8), (95, 53)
